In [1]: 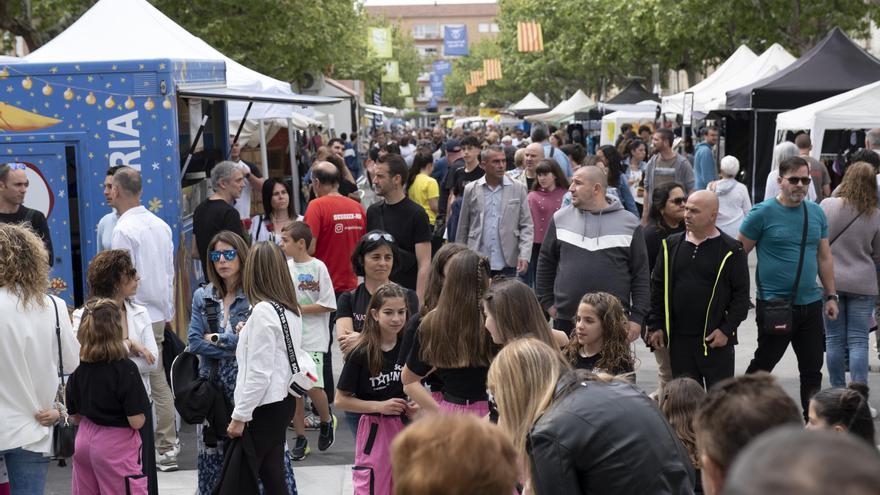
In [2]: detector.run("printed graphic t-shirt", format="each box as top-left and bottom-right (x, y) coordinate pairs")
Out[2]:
(337, 341), (405, 402)
(288, 258), (337, 352)
(304, 195), (366, 292)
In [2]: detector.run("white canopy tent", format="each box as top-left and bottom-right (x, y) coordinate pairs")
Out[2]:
(525, 89), (595, 124)
(508, 92), (550, 114)
(661, 45), (758, 115)
(775, 79), (880, 160)
(600, 104), (659, 145)
(705, 44), (797, 111)
(601, 100), (659, 114)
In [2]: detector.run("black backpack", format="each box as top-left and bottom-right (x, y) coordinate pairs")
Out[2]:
(170, 350), (229, 447)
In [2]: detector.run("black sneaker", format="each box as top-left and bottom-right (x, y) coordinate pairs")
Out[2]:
(291, 435), (310, 461)
(318, 415), (337, 451)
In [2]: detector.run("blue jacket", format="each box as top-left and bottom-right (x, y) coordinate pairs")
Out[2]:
(187, 284), (250, 374)
(693, 142), (716, 190)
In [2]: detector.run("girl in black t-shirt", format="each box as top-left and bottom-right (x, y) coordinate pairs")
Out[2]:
(335, 283), (417, 495)
(402, 250), (496, 417)
(66, 299), (151, 494)
(562, 292), (635, 379)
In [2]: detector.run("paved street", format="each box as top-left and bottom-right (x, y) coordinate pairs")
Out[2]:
(44, 254), (880, 494)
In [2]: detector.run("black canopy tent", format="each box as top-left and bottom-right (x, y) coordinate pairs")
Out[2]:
(718, 27), (880, 201)
(606, 81), (658, 104)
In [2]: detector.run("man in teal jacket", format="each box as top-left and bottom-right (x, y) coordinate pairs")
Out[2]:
(694, 126), (719, 190)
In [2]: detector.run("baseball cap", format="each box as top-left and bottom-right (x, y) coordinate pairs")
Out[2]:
(445, 139), (462, 152)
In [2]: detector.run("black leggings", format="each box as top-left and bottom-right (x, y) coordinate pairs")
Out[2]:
(249, 395), (296, 493)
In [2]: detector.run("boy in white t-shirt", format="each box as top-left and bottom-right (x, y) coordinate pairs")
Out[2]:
(281, 221), (338, 460)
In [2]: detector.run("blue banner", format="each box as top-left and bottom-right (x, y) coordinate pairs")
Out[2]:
(429, 73), (445, 96)
(443, 25), (469, 56)
(432, 60), (452, 76)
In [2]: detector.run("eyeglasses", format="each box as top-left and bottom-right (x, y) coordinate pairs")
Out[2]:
(365, 232), (395, 243)
(209, 249), (238, 262)
(670, 196), (687, 206)
(784, 176), (812, 186)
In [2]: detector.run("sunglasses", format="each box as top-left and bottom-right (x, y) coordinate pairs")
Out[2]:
(209, 249), (238, 262)
(784, 176), (812, 186)
(670, 196), (687, 206)
(366, 232), (395, 243)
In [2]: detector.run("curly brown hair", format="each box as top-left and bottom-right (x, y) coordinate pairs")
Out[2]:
(87, 249), (136, 298)
(836, 162), (878, 214)
(562, 292), (635, 375)
(0, 223), (50, 309)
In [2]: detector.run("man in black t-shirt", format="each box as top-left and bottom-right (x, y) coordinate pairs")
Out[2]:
(0, 163), (53, 265)
(366, 154), (432, 301)
(445, 135), (484, 242)
(192, 161), (247, 276)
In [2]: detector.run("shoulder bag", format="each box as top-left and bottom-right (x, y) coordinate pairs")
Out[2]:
(50, 296), (77, 465)
(268, 301), (315, 398)
(755, 203), (808, 335)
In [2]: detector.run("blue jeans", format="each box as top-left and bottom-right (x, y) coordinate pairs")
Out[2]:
(0, 448), (49, 494)
(825, 292), (875, 387)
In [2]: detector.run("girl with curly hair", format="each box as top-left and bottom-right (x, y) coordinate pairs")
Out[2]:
(562, 292), (635, 378)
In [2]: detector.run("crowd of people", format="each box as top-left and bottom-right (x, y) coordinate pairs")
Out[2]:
(1, 120), (880, 495)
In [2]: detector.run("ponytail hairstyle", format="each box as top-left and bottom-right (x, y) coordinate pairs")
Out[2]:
(78, 298), (128, 363)
(419, 250), (494, 368)
(352, 282), (409, 375)
(811, 383), (875, 446)
(562, 292), (634, 376)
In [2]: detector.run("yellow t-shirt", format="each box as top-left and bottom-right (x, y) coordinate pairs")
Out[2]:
(408, 173), (440, 224)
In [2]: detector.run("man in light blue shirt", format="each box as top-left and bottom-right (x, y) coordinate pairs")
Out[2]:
(96, 165), (125, 251)
(694, 126), (719, 190)
(532, 126), (572, 177)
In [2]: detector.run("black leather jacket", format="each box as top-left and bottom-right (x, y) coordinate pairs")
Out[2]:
(526, 372), (695, 495)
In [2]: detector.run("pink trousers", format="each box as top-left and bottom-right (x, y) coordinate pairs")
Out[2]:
(438, 399), (490, 417)
(72, 417), (146, 495)
(352, 414), (405, 495)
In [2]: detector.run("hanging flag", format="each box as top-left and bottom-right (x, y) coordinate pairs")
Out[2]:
(517, 21), (544, 52)
(399, 82), (411, 96)
(429, 73), (445, 97)
(433, 60), (453, 76)
(368, 27), (393, 59)
(470, 70), (487, 87)
(443, 25), (469, 56)
(404, 97), (415, 108)
(381, 61), (400, 83)
(483, 59), (502, 80)
(465, 82), (477, 95)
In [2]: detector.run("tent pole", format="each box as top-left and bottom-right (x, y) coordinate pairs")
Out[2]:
(258, 118), (269, 179)
(287, 118), (301, 216)
(229, 101), (254, 159)
(751, 110), (757, 203)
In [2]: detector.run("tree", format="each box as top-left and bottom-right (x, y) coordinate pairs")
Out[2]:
(0, 0), (92, 51)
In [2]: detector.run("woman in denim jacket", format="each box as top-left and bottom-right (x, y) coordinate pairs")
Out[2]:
(188, 231), (297, 494)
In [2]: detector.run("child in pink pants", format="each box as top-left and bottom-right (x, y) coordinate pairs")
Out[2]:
(65, 299), (151, 495)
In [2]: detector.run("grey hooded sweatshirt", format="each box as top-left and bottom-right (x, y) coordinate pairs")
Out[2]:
(536, 197), (650, 324)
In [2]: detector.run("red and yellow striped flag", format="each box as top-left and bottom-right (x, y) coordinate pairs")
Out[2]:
(465, 82), (477, 95)
(470, 70), (487, 87)
(517, 21), (544, 52)
(483, 58), (502, 80)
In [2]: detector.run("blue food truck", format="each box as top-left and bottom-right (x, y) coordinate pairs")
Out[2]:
(0, 58), (331, 326)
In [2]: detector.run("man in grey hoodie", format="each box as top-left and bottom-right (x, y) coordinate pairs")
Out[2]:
(641, 128), (695, 226)
(536, 165), (650, 337)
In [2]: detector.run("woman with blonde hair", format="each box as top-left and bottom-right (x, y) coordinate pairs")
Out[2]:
(217, 241), (314, 493)
(0, 223), (79, 494)
(820, 162), (880, 388)
(487, 338), (694, 495)
(660, 377), (707, 494)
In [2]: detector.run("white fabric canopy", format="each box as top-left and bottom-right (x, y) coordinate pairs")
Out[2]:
(601, 99), (660, 114)
(661, 45), (758, 115)
(509, 92), (550, 113)
(526, 89), (595, 123)
(775, 79), (880, 159)
(600, 107), (658, 146)
(705, 44), (796, 111)
(22, 0), (315, 122)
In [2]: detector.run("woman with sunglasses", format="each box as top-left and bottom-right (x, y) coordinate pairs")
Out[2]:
(187, 231), (296, 494)
(72, 249), (159, 494)
(336, 231), (419, 355)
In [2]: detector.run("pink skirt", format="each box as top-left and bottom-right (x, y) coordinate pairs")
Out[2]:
(352, 414), (405, 495)
(438, 399), (490, 417)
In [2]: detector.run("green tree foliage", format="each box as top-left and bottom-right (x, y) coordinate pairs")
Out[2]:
(450, 0), (880, 106)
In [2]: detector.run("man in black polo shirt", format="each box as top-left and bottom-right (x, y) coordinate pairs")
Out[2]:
(0, 163), (53, 265)
(366, 153), (432, 302)
(192, 161), (247, 276)
(647, 190), (750, 390)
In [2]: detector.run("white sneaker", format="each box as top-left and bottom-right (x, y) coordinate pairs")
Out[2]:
(156, 451), (179, 472)
(871, 406), (877, 419)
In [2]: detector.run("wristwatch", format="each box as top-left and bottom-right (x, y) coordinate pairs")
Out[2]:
(825, 294), (839, 302)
